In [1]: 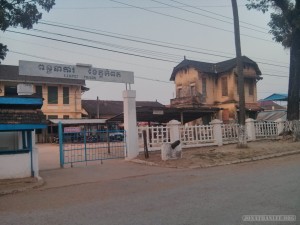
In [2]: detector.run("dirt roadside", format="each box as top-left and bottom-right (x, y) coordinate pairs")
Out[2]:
(135, 138), (300, 168)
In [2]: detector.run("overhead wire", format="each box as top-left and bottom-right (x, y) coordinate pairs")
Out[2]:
(39, 19), (289, 66)
(149, 0), (267, 34)
(169, 0), (267, 31)
(6, 29), (178, 63)
(109, 0), (273, 43)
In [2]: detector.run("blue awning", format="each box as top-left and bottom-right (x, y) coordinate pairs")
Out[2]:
(262, 93), (288, 101)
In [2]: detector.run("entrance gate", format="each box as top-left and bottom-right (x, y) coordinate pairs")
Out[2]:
(58, 123), (126, 167)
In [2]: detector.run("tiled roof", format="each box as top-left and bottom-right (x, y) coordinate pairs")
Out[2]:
(0, 109), (46, 124)
(0, 96), (46, 124)
(170, 56), (262, 81)
(258, 100), (286, 110)
(0, 64), (86, 86)
(82, 99), (165, 118)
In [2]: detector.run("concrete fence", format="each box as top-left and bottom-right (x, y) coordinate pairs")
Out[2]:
(137, 118), (288, 152)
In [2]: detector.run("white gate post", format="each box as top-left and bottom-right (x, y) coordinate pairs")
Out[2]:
(210, 119), (223, 146)
(168, 120), (181, 143)
(123, 90), (139, 160)
(246, 118), (256, 141)
(275, 118), (285, 136)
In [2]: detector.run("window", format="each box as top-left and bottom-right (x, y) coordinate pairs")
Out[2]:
(221, 77), (228, 96)
(177, 87), (182, 98)
(48, 86), (58, 104)
(63, 115), (69, 119)
(202, 77), (207, 98)
(190, 84), (196, 96)
(4, 85), (17, 96)
(48, 115), (58, 119)
(63, 87), (69, 104)
(35, 85), (43, 98)
(249, 80), (254, 96)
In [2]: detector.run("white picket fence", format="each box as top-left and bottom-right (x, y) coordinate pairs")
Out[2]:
(137, 119), (296, 152)
(221, 123), (239, 144)
(180, 125), (215, 148)
(254, 121), (278, 139)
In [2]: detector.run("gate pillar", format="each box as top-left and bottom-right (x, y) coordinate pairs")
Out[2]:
(123, 90), (139, 160)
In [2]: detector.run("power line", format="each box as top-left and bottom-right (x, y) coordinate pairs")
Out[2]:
(3, 36), (170, 72)
(38, 21), (233, 60)
(53, 5), (244, 10)
(6, 29), (178, 63)
(169, 0), (267, 31)
(39, 19), (289, 66)
(109, 0), (273, 43)
(150, 0), (267, 34)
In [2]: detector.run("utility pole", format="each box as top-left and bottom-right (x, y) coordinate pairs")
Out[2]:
(231, 0), (247, 148)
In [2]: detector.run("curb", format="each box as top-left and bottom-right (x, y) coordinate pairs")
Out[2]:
(0, 176), (45, 196)
(131, 150), (300, 169)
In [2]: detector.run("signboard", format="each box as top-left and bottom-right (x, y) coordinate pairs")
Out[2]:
(19, 60), (134, 84)
(153, 110), (164, 115)
(64, 127), (81, 133)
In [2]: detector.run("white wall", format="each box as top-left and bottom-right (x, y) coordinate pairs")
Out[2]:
(0, 153), (31, 179)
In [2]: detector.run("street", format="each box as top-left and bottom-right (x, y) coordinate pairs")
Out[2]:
(0, 154), (299, 225)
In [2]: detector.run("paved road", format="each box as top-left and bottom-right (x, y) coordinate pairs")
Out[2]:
(0, 155), (299, 225)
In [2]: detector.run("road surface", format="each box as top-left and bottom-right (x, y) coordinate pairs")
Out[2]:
(0, 154), (299, 225)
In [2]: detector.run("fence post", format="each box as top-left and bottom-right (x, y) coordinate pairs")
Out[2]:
(167, 120), (181, 143)
(246, 118), (256, 141)
(210, 119), (223, 146)
(123, 90), (139, 160)
(275, 118), (285, 136)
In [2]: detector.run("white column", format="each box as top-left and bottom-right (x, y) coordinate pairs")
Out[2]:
(275, 118), (285, 136)
(31, 131), (39, 177)
(168, 120), (181, 143)
(246, 118), (256, 141)
(210, 119), (223, 146)
(123, 90), (139, 160)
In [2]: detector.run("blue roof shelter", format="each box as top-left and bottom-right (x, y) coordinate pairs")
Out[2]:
(0, 96), (46, 179)
(262, 93), (288, 101)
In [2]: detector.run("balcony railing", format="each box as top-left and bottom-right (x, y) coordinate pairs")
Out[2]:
(170, 95), (205, 106)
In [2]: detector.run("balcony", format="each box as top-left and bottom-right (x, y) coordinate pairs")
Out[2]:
(170, 95), (205, 106)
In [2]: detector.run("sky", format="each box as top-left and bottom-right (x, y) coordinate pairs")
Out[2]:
(1, 0), (290, 105)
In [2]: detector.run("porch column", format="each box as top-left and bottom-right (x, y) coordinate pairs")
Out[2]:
(123, 90), (139, 160)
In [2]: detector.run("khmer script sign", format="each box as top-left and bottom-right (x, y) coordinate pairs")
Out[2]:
(19, 60), (134, 84)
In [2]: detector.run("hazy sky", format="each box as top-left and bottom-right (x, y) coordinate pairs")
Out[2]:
(1, 0), (290, 104)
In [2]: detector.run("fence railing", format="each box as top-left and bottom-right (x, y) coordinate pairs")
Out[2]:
(254, 121), (278, 139)
(180, 125), (215, 148)
(221, 123), (239, 144)
(138, 126), (171, 152)
(138, 119), (289, 152)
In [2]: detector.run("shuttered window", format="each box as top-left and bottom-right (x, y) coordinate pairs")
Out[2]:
(48, 86), (58, 104)
(63, 87), (69, 104)
(221, 77), (228, 96)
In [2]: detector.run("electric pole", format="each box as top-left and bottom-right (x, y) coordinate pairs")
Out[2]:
(231, 0), (247, 148)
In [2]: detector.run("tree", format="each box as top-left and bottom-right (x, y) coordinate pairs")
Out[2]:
(246, 0), (300, 121)
(0, 0), (55, 62)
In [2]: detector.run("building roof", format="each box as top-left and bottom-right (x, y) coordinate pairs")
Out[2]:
(0, 96), (46, 128)
(258, 100), (286, 110)
(82, 99), (165, 118)
(0, 95), (43, 109)
(256, 110), (286, 121)
(262, 93), (288, 101)
(49, 119), (106, 125)
(0, 64), (86, 86)
(170, 56), (262, 81)
(108, 106), (220, 124)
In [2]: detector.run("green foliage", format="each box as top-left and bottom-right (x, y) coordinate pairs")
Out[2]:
(0, 0), (55, 63)
(246, 0), (298, 48)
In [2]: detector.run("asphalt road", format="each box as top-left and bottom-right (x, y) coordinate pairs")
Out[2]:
(0, 155), (299, 225)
